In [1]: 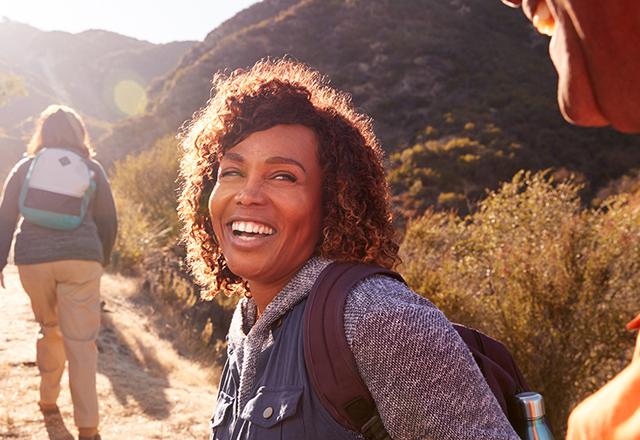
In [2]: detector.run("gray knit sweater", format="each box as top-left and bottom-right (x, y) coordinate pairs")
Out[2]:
(226, 257), (519, 440)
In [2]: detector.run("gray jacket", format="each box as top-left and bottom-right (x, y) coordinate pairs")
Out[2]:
(0, 153), (117, 271)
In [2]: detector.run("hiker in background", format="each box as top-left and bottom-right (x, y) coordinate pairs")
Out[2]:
(0, 105), (117, 440)
(178, 59), (520, 440)
(502, 0), (640, 438)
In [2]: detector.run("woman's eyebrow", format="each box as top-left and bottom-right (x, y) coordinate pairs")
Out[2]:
(222, 152), (307, 173)
(222, 151), (244, 163)
(265, 156), (307, 173)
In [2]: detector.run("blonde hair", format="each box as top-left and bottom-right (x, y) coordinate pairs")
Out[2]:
(27, 105), (94, 158)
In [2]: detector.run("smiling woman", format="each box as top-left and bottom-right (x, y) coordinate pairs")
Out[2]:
(208, 124), (324, 313)
(178, 59), (398, 300)
(177, 59), (520, 440)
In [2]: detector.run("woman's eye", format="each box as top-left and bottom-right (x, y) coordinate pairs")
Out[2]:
(220, 169), (241, 178)
(273, 173), (297, 182)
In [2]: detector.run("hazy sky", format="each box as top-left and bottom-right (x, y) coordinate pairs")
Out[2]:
(0, 0), (260, 43)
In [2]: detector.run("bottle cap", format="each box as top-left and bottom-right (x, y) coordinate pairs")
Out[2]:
(515, 392), (546, 420)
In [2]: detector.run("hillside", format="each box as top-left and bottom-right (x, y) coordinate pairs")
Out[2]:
(0, 19), (194, 183)
(97, 0), (640, 210)
(0, 20), (194, 124)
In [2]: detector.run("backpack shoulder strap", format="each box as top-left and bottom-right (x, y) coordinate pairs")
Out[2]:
(452, 323), (530, 423)
(303, 261), (403, 439)
(304, 263), (532, 436)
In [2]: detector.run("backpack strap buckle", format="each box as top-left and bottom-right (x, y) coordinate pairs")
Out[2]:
(343, 397), (391, 440)
(360, 411), (391, 440)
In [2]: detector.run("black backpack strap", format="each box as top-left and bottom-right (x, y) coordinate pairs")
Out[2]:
(303, 261), (404, 439)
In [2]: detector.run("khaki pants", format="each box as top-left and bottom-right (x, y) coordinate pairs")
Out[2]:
(18, 260), (103, 429)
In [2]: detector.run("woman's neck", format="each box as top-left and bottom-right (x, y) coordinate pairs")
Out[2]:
(247, 262), (309, 317)
(249, 283), (283, 317)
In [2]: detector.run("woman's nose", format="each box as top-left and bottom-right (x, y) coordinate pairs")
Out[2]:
(234, 179), (266, 205)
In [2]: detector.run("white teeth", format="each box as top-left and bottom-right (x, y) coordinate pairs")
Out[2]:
(231, 221), (274, 235)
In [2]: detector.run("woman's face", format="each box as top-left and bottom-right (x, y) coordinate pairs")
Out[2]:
(208, 124), (324, 291)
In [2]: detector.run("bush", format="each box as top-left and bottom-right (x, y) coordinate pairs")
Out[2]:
(388, 119), (526, 220)
(110, 135), (180, 271)
(0, 72), (26, 106)
(142, 247), (238, 374)
(400, 170), (638, 436)
(110, 135), (237, 372)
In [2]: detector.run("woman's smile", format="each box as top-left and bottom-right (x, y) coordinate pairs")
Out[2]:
(208, 124), (324, 301)
(225, 218), (277, 247)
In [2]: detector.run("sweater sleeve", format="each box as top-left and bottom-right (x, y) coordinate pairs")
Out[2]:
(344, 276), (520, 440)
(90, 160), (117, 267)
(0, 159), (30, 272)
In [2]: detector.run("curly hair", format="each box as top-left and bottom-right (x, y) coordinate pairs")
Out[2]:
(178, 58), (400, 298)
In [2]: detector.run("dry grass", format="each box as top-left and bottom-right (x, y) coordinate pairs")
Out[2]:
(0, 265), (217, 439)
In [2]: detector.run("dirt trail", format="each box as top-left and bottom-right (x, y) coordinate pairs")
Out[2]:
(0, 265), (217, 439)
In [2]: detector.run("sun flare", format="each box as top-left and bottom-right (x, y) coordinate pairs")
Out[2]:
(113, 79), (147, 116)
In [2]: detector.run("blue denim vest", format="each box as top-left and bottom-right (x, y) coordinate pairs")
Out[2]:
(210, 297), (360, 440)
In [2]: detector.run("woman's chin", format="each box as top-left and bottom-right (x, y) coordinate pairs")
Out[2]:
(224, 260), (266, 284)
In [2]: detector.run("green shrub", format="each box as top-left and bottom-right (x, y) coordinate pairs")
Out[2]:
(0, 72), (26, 106)
(110, 196), (172, 271)
(388, 126), (522, 219)
(400, 170), (638, 436)
(110, 135), (180, 270)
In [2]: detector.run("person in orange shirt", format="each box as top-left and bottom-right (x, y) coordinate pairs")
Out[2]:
(501, 0), (640, 438)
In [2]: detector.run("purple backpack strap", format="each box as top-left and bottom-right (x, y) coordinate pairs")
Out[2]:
(453, 324), (530, 422)
(303, 261), (404, 438)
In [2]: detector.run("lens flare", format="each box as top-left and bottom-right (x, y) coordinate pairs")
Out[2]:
(113, 79), (147, 116)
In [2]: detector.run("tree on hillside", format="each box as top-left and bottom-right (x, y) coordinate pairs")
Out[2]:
(388, 114), (528, 218)
(0, 72), (26, 107)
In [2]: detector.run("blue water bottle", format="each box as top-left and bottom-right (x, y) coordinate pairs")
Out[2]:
(515, 392), (554, 440)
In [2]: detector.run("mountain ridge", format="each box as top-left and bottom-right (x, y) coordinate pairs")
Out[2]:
(0, 18), (194, 182)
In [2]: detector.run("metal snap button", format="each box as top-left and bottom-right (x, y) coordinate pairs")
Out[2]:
(263, 406), (274, 419)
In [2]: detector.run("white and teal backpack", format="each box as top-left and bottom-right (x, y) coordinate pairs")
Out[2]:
(19, 148), (96, 230)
